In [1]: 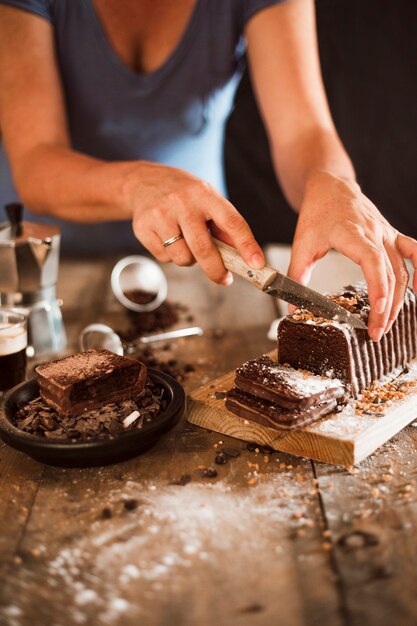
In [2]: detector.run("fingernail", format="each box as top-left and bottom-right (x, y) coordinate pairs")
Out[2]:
(250, 253), (264, 269)
(375, 297), (387, 314)
(371, 327), (384, 342)
(221, 271), (234, 287)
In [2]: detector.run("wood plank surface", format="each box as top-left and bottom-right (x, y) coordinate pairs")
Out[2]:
(0, 251), (416, 626)
(314, 424), (417, 626)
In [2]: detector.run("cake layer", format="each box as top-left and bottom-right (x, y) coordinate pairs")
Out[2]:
(36, 349), (147, 416)
(278, 285), (417, 397)
(225, 387), (337, 431)
(235, 354), (345, 409)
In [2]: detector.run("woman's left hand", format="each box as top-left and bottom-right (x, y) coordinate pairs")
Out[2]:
(287, 171), (417, 341)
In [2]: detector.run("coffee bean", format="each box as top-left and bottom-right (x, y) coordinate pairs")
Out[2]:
(215, 452), (228, 465)
(195, 467), (218, 479)
(222, 448), (241, 458)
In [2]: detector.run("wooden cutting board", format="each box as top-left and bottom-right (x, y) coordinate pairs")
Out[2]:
(187, 358), (417, 467)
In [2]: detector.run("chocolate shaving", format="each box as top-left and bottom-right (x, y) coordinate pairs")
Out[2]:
(14, 378), (167, 441)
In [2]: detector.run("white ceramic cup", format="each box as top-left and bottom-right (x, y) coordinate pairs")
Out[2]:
(111, 255), (168, 313)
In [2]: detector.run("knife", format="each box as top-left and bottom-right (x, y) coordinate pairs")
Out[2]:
(214, 239), (367, 330)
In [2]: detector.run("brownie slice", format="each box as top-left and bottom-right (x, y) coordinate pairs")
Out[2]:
(225, 387), (337, 431)
(278, 285), (417, 397)
(235, 354), (345, 409)
(35, 349), (147, 416)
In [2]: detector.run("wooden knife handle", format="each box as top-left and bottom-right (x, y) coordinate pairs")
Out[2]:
(214, 238), (277, 291)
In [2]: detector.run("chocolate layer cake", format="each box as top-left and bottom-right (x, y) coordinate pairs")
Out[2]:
(35, 349), (147, 416)
(235, 354), (345, 409)
(225, 387), (338, 430)
(278, 285), (417, 397)
(225, 354), (344, 430)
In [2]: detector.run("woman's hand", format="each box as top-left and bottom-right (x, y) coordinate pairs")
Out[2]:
(127, 162), (265, 285)
(287, 171), (417, 341)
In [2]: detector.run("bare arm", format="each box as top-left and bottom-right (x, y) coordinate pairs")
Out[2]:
(246, 0), (417, 340)
(0, 5), (264, 284)
(0, 6), (133, 222)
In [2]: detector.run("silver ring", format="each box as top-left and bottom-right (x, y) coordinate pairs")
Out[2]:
(162, 233), (184, 247)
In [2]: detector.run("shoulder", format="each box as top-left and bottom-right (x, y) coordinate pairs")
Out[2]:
(0, 0), (53, 21)
(238, 0), (291, 29)
(206, 0), (288, 31)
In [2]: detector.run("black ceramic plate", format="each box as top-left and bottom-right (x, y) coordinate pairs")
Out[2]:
(0, 369), (185, 468)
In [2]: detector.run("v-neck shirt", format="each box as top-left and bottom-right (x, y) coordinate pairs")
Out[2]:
(0, 0), (286, 254)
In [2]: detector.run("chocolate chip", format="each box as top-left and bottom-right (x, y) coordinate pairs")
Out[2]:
(215, 452), (228, 465)
(100, 507), (112, 520)
(259, 445), (274, 455)
(246, 443), (259, 452)
(222, 447), (241, 458)
(123, 498), (139, 511)
(214, 392), (226, 400)
(195, 467), (218, 478)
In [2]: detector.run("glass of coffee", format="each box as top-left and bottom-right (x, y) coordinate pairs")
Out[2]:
(0, 309), (27, 392)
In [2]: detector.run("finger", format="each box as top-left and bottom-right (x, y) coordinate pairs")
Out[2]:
(384, 238), (409, 332)
(396, 233), (417, 291)
(209, 205), (264, 269)
(180, 217), (233, 286)
(133, 229), (171, 264)
(157, 220), (195, 267)
(287, 237), (326, 286)
(379, 244), (395, 332)
(334, 232), (389, 341)
(207, 220), (234, 247)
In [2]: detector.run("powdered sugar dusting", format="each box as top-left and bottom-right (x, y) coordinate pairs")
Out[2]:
(267, 364), (343, 396)
(1, 476), (319, 625)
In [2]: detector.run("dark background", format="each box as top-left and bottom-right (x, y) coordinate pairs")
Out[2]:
(225, 0), (417, 244)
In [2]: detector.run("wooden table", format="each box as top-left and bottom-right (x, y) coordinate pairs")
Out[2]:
(1, 252), (417, 626)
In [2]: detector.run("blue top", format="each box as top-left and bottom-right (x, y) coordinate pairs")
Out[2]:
(0, 0), (284, 254)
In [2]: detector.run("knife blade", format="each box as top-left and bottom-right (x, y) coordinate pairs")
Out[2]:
(214, 238), (367, 330)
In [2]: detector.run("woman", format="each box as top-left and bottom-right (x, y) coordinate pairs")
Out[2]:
(0, 0), (416, 341)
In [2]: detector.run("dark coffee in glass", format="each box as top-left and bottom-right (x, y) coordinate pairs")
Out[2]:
(0, 310), (27, 392)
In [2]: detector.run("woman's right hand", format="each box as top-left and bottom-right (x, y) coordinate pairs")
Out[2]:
(127, 161), (265, 285)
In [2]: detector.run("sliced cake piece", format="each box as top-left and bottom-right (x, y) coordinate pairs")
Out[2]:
(277, 285), (417, 397)
(35, 349), (147, 416)
(234, 354), (345, 409)
(225, 387), (337, 430)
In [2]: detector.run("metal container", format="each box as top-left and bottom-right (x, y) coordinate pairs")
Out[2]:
(0, 203), (67, 356)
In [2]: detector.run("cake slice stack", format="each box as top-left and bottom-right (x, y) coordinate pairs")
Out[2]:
(36, 349), (147, 416)
(225, 354), (345, 430)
